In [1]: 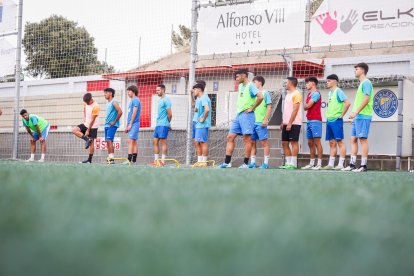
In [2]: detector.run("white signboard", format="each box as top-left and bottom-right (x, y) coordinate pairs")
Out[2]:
(198, 1), (305, 55)
(311, 0), (414, 47)
(95, 137), (121, 151)
(0, 39), (15, 77)
(0, 0), (17, 34)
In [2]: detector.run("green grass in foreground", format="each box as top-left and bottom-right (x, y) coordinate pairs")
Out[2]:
(0, 161), (414, 276)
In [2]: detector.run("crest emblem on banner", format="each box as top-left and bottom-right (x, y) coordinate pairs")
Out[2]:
(373, 89), (398, 118)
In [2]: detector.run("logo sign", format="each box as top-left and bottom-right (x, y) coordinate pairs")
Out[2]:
(198, 1), (305, 55)
(213, 81), (219, 91)
(373, 89), (398, 118)
(95, 137), (121, 151)
(311, 0), (414, 47)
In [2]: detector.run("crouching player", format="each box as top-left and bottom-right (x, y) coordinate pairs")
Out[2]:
(193, 83), (211, 166)
(20, 109), (50, 162)
(249, 76), (272, 169)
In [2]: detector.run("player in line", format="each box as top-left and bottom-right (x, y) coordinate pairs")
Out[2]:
(104, 88), (123, 165)
(20, 109), (50, 162)
(323, 74), (351, 170)
(302, 77), (323, 170)
(192, 80), (206, 161)
(124, 85), (141, 165)
(151, 84), (172, 166)
(72, 93), (100, 163)
(343, 62), (374, 172)
(279, 77), (302, 169)
(218, 69), (263, 168)
(248, 76), (272, 169)
(193, 83), (212, 166)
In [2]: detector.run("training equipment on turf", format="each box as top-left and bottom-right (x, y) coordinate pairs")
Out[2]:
(192, 160), (215, 168)
(152, 159), (181, 168)
(107, 157), (130, 166)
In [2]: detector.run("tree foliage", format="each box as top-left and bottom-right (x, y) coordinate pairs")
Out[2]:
(23, 15), (114, 79)
(171, 25), (191, 49)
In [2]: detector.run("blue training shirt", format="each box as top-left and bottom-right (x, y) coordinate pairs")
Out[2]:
(105, 99), (120, 127)
(196, 94), (212, 128)
(356, 80), (373, 120)
(127, 97), (141, 125)
(156, 96), (172, 127)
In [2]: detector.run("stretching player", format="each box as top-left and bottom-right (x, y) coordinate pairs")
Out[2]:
(323, 74), (350, 170)
(104, 88), (122, 164)
(20, 109), (50, 162)
(193, 83), (211, 166)
(151, 84), (172, 166)
(302, 77), (323, 170)
(72, 93), (99, 163)
(279, 77), (302, 169)
(218, 69), (263, 168)
(248, 76), (272, 169)
(343, 62), (374, 172)
(124, 85), (141, 165)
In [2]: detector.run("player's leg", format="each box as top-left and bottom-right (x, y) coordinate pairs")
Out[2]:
(303, 123), (315, 169)
(249, 126), (258, 168)
(73, 124), (92, 149)
(286, 125), (301, 169)
(314, 138), (323, 169)
(260, 138), (270, 169)
(219, 114), (242, 168)
(280, 124), (292, 168)
(324, 139), (337, 170)
(81, 128), (97, 163)
(335, 140), (346, 169)
(105, 126), (117, 164)
(37, 124), (49, 162)
(160, 138), (167, 163)
(354, 119), (370, 172)
(343, 119), (358, 171)
(27, 135), (36, 161)
(195, 141), (202, 163)
(239, 112), (255, 168)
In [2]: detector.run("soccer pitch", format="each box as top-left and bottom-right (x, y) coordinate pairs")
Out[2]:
(1, 161), (413, 276)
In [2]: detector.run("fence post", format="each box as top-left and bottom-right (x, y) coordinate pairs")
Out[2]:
(12, 0), (24, 160)
(396, 79), (404, 171)
(186, 0), (199, 166)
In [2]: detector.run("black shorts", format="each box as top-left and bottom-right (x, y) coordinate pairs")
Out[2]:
(282, 125), (301, 141)
(78, 124), (98, 139)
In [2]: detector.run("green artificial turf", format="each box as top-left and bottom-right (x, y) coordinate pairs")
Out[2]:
(1, 161), (413, 276)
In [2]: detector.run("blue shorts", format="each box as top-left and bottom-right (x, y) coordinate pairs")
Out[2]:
(105, 126), (118, 141)
(306, 121), (322, 139)
(229, 112), (255, 136)
(195, 127), (209, 143)
(252, 125), (268, 141)
(351, 119), (371, 139)
(33, 124), (50, 140)
(128, 122), (140, 140)
(326, 118), (344, 141)
(192, 121), (197, 139)
(153, 126), (169, 139)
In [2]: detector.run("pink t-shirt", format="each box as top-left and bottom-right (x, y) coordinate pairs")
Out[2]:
(282, 90), (302, 125)
(84, 101), (100, 129)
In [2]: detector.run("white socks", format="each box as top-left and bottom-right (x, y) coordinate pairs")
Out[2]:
(154, 154), (159, 161)
(361, 157), (368, 166)
(197, 156), (202, 162)
(338, 157), (345, 167)
(317, 159), (322, 166)
(350, 155), (357, 165)
(309, 159), (315, 166)
(328, 156), (336, 167)
(161, 154), (166, 160)
(251, 156), (256, 164)
(41, 154), (45, 160)
(30, 153), (35, 159)
(285, 156), (292, 165)
(291, 156), (297, 167)
(264, 156), (270, 165)
(202, 156), (208, 162)
(108, 153), (114, 159)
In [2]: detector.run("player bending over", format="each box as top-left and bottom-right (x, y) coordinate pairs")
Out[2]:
(20, 109), (50, 162)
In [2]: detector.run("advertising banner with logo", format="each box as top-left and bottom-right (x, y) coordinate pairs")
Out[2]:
(198, 1), (305, 55)
(306, 86), (399, 122)
(311, 0), (414, 47)
(0, 39), (15, 77)
(0, 0), (17, 34)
